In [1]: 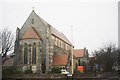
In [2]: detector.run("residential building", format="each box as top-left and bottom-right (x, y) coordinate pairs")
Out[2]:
(73, 47), (89, 72)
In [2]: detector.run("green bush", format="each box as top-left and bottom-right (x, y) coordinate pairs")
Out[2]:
(14, 69), (23, 74)
(51, 67), (61, 74)
(24, 69), (33, 74)
(2, 66), (22, 74)
(3, 67), (15, 74)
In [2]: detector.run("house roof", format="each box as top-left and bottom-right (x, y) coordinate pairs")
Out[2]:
(51, 27), (71, 45)
(52, 53), (68, 66)
(2, 57), (14, 67)
(22, 26), (40, 39)
(73, 49), (84, 58)
(34, 10), (71, 45)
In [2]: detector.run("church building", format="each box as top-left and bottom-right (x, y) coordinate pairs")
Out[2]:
(14, 10), (72, 74)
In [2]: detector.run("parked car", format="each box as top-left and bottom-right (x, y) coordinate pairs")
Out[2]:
(61, 69), (69, 74)
(112, 65), (120, 71)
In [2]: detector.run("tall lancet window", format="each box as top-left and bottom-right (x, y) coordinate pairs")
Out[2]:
(32, 18), (34, 24)
(24, 43), (28, 64)
(28, 44), (32, 64)
(32, 42), (36, 64)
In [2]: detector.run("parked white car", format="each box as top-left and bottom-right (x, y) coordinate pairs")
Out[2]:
(61, 69), (69, 74)
(112, 65), (120, 71)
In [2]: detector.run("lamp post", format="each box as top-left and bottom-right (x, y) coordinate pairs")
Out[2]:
(71, 45), (73, 74)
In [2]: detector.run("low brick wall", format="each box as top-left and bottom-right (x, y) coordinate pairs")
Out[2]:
(2, 74), (120, 80)
(3, 74), (66, 79)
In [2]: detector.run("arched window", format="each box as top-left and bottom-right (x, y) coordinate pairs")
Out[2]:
(24, 43), (28, 64)
(29, 44), (32, 64)
(39, 42), (42, 53)
(32, 42), (36, 64)
(19, 45), (23, 64)
(32, 18), (34, 24)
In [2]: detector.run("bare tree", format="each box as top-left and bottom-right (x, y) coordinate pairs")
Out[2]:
(0, 28), (14, 63)
(92, 43), (117, 72)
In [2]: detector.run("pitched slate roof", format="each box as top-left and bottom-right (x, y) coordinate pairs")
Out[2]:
(33, 10), (71, 45)
(52, 53), (68, 66)
(51, 27), (71, 45)
(22, 26), (40, 39)
(73, 49), (84, 58)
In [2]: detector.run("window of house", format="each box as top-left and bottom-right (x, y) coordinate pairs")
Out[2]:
(39, 42), (42, 52)
(32, 43), (36, 64)
(58, 39), (60, 47)
(64, 43), (67, 50)
(60, 40), (61, 48)
(54, 37), (56, 44)
(68, 45), (70, 50)
(28, 44), (31, 52)
(65, 43), (67, 50)
(29, 44), (32, 64)
(66, 44), (70, 50)
(24, 43), (28, 64)
(66, 44), (68, 50)
(19, 45), (23, 64)
(60, 41), (63, 48)
(64, 43), (66, 50)
(62, 42), (65, 49)
(32, 18), (34, 24)
(55, 37), (57, 46)
(57, 38), (59, 46)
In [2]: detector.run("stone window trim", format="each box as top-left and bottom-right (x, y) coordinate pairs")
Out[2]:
(32, 42), (37, 64)
(21, 41), (42, 66)
(23, 43), (28, 64)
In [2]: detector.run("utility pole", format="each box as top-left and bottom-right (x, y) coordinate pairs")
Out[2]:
(118, 49), (120, 76)
(71, 25), (74, 75)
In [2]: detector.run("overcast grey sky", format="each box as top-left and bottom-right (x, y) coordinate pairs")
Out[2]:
(0, 0), (118, 55)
